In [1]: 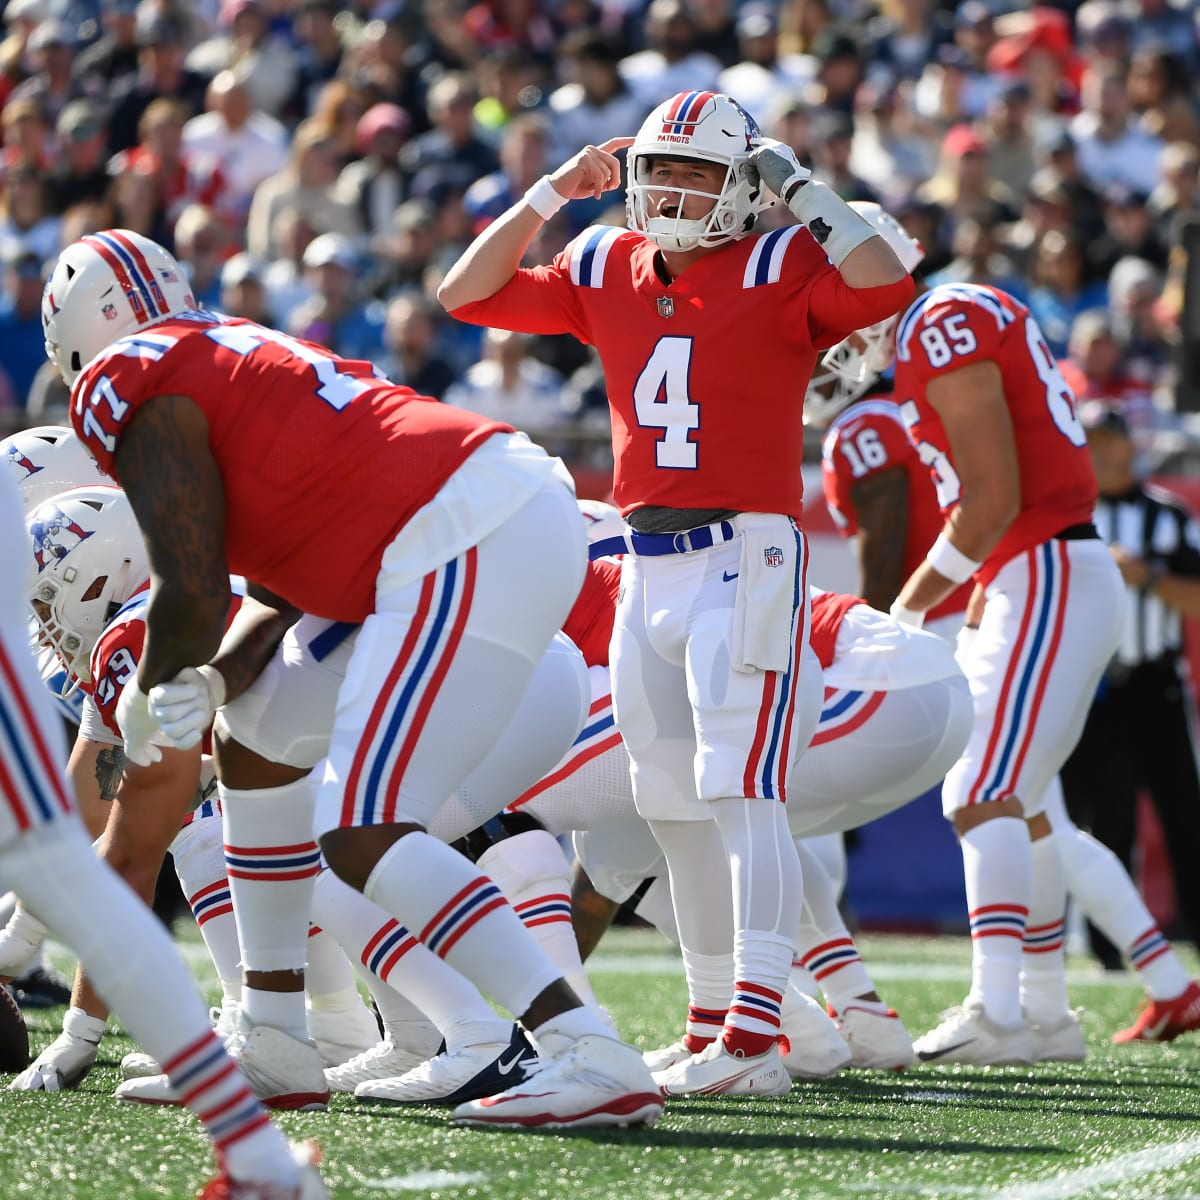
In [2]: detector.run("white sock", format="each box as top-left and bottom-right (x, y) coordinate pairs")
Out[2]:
(304, 926), (358, 1001)
(1021, 833), (1069, 1022)
(1, 824), (295, 1184)
(1057, 823), (1192, 1000)
(170, 813), (241, 1004)
(221, 779), (321, 1038)
(478, 830), (603, 1007)
(313, 864), (509, 1049)
(364, 830), (562, 1018)
(794, 839), (875, 1009)
(961, 817), (1030, 1028)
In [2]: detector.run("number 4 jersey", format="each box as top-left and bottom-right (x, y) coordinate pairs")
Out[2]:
(448, 224), (914, 519)
(893, 283), (1097, 586)
(68, 313), (510, 621)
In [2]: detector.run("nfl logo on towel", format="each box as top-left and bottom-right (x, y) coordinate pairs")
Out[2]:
(763, 545), (784, 567)
(657, 296), (674, 318)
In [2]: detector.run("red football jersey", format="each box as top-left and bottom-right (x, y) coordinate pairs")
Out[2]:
(894, 284), (1096, 586)
(563, 558), (621, 668)
(86, 583), (243, 741)
(69, 315), (509, 621)
(809, 589), (865, 669)
(451, 225), (913, 519)
(821, 395), (972, 621)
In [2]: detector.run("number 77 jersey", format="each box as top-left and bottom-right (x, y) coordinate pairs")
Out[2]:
(893, 283), (1098, 586)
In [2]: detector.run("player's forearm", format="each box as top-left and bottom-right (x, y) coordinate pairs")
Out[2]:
(437, 201), (546, 310)
(139, 584), (227, 688)
(207, 591), (298, 703)
(895, 504), (1012, 616)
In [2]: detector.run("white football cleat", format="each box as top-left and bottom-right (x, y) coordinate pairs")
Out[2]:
(653, 1037), (792, 1097)
(641, 1038), (695, 1073)
(9, 1007), (105, 1092)
(452, 1034), (664, 1129)
(197, 1139), (330, 1200)
(116, 1020), (330, 1111)
(355, 1025), (539, 1105)
(779, 985), (852, 1078)
(307, 998), (381, 1069)
(324, 1037), (429, 1094)
(834, 1003), (915, 1070)
(1027, 1009), (1087, 1062)
(913, 1002), (1033, 1066)
(0, 906), (47, 979)
(122, 1001), (240, 1080)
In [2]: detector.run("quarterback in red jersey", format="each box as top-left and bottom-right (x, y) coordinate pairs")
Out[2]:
(833, 210), (1124, 1065)
(439, 89), (913, 1098)
(43, 228), (662, 1130)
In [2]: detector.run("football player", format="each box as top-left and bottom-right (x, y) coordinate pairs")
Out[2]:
(860, 213), (1126, 1065)
(810, 229), (1200, 1051)
(439, 90), (913, 1096)
(43, 228), (661, 1129)
(0, 465), (327, 1197)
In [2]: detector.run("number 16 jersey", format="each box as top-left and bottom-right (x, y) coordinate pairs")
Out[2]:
(449, 224), (914, 519)
(893, 283), (1097, 586)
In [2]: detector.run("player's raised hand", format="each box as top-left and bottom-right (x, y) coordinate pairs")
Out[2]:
(548, 136), (635, 202)
(747, 138), (811, 205)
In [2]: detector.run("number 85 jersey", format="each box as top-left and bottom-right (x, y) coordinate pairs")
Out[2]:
(449, 224), (914, 519)
(893, 283), (1097, 586)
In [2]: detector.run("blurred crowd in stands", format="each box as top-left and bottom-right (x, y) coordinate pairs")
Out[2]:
(0, 0), (1197, 475)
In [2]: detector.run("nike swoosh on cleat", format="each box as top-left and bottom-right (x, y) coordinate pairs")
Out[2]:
(916, 1040), (974, 1061)
(496, 1050), (532, 1075)
(1142, 1015), (1174, 1040)
(723, 571), (739, 582)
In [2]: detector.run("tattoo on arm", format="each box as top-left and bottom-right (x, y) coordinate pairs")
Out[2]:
(113, 396), (231, 685)
(94, 746), (126, 801)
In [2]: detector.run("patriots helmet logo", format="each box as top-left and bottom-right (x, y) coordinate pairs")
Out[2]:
(29, 504), (93, 572)
(5, 443), (41, 480)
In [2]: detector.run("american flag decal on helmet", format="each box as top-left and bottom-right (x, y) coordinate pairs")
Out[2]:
(661, 91), (718, 136)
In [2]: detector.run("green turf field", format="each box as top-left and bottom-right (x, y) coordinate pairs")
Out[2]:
(4, 929), (1200, 1200)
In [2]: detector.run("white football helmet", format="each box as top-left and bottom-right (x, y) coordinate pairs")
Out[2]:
(804, 202), (925, 428)
(42, 229), (195, 386)
(1, 425), (110, 510)
(626, 91), (771, 252)
(26, 485), (149, 689)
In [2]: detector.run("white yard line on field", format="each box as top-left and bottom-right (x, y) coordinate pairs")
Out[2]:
(990, 1137), (1200, 1199)
(355, 1170), (487, 1191)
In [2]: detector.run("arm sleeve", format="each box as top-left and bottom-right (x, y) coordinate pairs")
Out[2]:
(79, 695), (122, 747)
(805, 272), (915, 351)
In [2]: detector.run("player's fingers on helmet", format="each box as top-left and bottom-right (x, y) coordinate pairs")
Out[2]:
(598, 135), (634, 155)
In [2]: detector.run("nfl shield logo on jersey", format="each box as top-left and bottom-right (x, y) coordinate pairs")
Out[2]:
(763, 545), (784, 568)
(657, 296), (674, 319)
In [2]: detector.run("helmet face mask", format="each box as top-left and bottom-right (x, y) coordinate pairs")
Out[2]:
(804, 202), (924, 427)
(626, 91), (771, 252)
(25, 486), (149, 690)
(42, 229), (195, 386)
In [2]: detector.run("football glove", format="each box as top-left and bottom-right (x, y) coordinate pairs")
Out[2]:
(747, 139), (811, 206)
(9, 1007), (106, 1092)
(148, 665), (227, 751)
(116, 680), (174, 767)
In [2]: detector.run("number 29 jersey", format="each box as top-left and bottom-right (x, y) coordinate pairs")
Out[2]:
(449, 224), (914, 519)
(893, 283), (1097, 586)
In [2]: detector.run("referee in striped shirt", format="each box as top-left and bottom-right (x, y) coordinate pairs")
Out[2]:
(1060, 402), (1200, 958)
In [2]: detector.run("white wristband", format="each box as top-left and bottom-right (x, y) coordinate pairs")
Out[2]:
(926, 533), (981, 585)
(787, 179), (877, 267)
(196, 663), (227, 709)
(523, 176), (568, 221)
(888, 600), (925, 629)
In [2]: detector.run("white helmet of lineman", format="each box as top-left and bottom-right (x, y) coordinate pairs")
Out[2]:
(626, 91), (772, 253)
(26, 485), (149, 689)
(42, 229), (195, 387)
(804, 203), (925, 428)
(1, 425), (110, 510)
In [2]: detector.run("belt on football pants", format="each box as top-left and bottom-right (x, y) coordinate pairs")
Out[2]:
(1053, 522), (1100, 541)
(589, 520), (737, 561)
